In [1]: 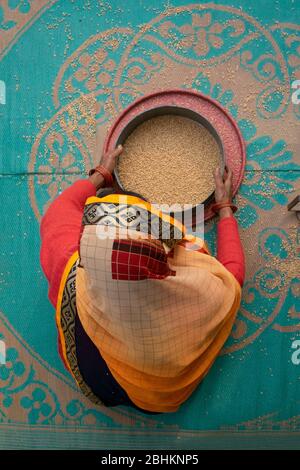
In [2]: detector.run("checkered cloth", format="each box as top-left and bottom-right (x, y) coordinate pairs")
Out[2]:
(76, 194), (242, 413)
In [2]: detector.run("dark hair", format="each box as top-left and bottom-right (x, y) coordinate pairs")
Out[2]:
(97, 187), (148, 202)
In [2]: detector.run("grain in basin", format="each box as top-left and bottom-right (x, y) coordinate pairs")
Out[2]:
(116, 115), (221, 206)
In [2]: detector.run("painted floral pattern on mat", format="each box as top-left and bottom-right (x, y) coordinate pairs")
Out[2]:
(0, 1), (299, 440)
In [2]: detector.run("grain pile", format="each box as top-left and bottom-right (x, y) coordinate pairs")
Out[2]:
(116, 114), (221, 206)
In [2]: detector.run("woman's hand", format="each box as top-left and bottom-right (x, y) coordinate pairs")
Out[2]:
(89, 145), (123, 190)
(99, 144), (123, 173)
(213, 165), (233, 218)
(214, 165), (233, 203)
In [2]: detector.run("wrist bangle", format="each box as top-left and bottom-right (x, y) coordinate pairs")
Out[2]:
(89, 165), (113, 187)
(211, 201), (238, 215)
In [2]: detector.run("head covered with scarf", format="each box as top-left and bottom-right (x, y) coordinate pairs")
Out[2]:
(75, 190), (242, 413)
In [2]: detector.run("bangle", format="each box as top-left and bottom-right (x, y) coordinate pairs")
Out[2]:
(211, 201), (238, 215)
(89, 165), (113, 187)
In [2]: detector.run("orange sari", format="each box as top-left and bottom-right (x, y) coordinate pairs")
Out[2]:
(68, 194), (242, 413)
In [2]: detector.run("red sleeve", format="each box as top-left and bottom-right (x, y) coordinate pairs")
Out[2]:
(216, 215), (245, 287)
(40, 179), (96, 307)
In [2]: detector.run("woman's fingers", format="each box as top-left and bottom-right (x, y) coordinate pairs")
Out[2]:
(224, 166), (233, 186)
(224, 166), (233, 199)
(227, 165), (233, 177)
(214, 166), (223, 186)
(224, 164), (232, 177)
(99, 145), (124, 173)
(223, 165), (232, 181)
(109, 145), (123, 159)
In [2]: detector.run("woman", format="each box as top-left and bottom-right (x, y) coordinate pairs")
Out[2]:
(40, 145), (245, 414)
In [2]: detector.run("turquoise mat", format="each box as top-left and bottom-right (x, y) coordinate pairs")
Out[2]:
(0, 0), (300, 449)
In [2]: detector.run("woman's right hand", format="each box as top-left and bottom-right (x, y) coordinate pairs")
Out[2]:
(213, 165), (234, 218)
(99, 145), (123, 174)
(214, 165), (233, 203)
